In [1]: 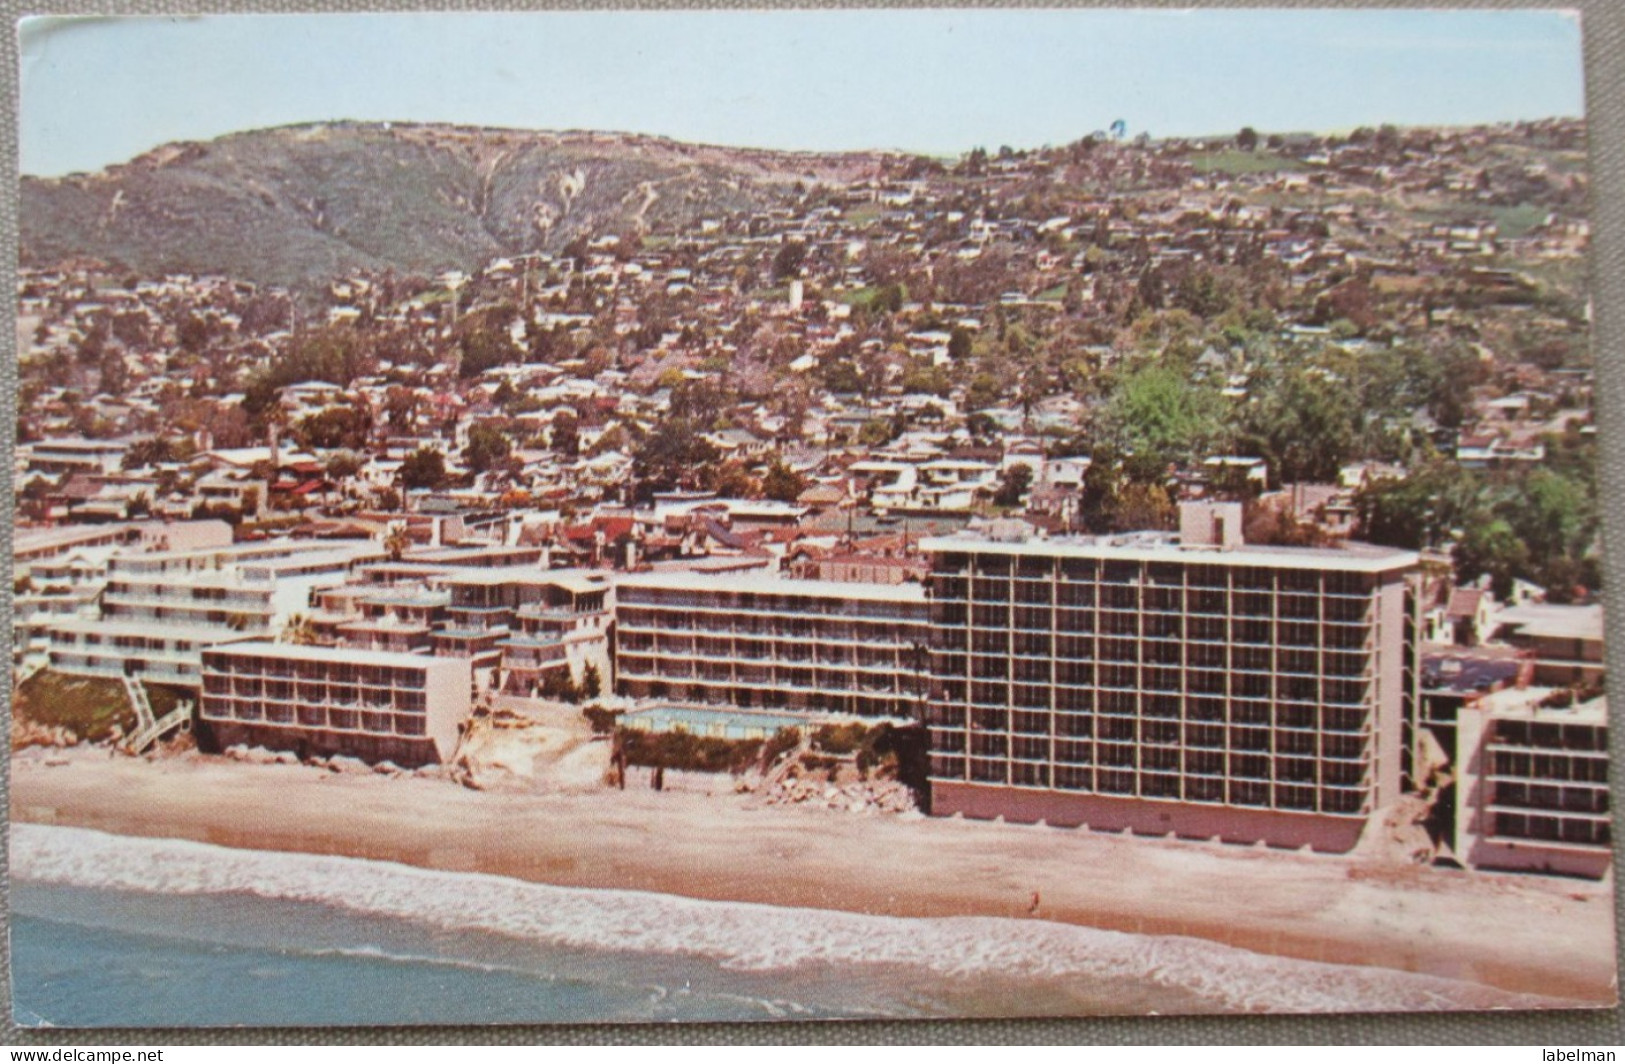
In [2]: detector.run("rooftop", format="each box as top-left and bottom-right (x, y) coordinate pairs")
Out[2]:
(203, 640), (454, 670)
(918, 532), (1419, 574)
(616, 570), (927, 603)
(1495, 603), (1605, 641)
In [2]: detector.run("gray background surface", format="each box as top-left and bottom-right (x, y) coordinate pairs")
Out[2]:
(2, 0), (1623, 1046)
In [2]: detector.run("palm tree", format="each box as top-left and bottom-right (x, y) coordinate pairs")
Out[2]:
(383, 524), (411, 562)
(281, 613), (321, 646)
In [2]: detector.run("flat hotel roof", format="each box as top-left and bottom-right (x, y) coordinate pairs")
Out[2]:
(917, 534), (1419, 574)
(617, 570), (927, 603)
(202, 640), (453, 669)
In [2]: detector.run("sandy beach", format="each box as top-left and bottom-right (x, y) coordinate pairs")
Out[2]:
(10, 745), (1617, 1009)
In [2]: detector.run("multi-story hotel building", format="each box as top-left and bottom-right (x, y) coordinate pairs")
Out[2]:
(1454, 687), (1611, 878)
(200, 641), (471, 765)
(919, 503), (1420, 852)
(614, 571), (930, 719)
(48, 541), (377, 687)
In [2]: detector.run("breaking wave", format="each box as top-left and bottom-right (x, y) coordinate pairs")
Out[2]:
(13, 824), (1562, 1015)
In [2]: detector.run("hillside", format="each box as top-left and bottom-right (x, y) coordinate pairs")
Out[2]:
(19, 122), (884, 292)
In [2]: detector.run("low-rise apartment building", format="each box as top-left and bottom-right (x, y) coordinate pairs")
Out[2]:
(1454, 687), (1611, 878)
(199, 641), (471, 765)
(614, 571), (930, 718)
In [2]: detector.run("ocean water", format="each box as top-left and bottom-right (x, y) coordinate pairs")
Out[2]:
(10, 825), (1559, 1028)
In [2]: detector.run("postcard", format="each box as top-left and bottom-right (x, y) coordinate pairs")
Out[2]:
(9, 8), (1615, 1027)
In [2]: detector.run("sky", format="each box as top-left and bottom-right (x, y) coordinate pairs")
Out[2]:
(19, 8), (1587, 177)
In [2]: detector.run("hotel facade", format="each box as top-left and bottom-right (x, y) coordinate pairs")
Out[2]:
(614, 571), (930, 719)
(1454, 688), (1611, 878)
(200, 641), (471, 766)
(918, 504), (1421, 852)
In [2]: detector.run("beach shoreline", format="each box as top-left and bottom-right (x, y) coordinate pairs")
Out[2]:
(10, 745), (1617, 1010)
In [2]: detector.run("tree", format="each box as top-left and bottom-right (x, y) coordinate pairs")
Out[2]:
(464, 421), (513, 475)
(1456, 517), (1529, 600)
(1237, 126), (1260, 152)
(580, 663), (603, 701)
(772, 240), (807, 281)
(1102, 363), (1225, 468)
(550, 411), (580, 458)
(760, 459), (807, 503)
(632, 418), (719, 502)
(398, 447), (446, 491)
(122, 437), (178, 471)
(325, 450), (364, 482)
(992, 464), (1033, 508)
(293, 405), (370, 451)
(1237, 363), (1358, 485)
(383, 524), (412, 561)
(98, 351), (129, 397)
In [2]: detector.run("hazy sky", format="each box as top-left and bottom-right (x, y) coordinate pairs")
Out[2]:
(19, 9), (1586, 177)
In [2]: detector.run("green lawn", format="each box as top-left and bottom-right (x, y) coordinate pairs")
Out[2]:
(1188, 150), (1307, 176)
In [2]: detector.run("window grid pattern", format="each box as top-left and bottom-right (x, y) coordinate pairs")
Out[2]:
(927, 552), (1382, 818)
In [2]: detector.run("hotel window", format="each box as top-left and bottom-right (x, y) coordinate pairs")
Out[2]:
(1057, 582), (1094, 609)
(1012, 632), (1052, 657)
(1145, 666), (1181, 693)
(971, 654), (1009, 680)
(1229, 726), (1271, 754)
(1012, 735), (1049, 761)
(970, 758), (1007, 783)
(1276, 784), (1316, 811)
(1012, 762), (1049, 788)
(1055, 738), (1092, 765)
(1011, 710), (1050, 735)
(971, 682), (1007, 707)
(1230, 781), (1269, 807)
(972, 707), (1009, 731)
(1187, 749), (1224, 776)
(1098, 769), (1135, 794)
(1323, 762), (1365, 788)
(1013, 683), (1050, 709)
(1100, 585), (1138, 611)
(1056, 712), (1093, 738)
(1142, 745), (1179, 772)
(1055, 765), (1091, 791)
(1188, 776), (1224, 803)
(1098, 734), (1137, 756)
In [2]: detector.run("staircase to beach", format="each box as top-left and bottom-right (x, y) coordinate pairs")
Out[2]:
(120, 675), (192, 754)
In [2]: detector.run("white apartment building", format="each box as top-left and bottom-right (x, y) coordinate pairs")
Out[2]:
(47, 541), (378, 687)
(1454, 687), (1611, 878)
(614, 571), (930, 719)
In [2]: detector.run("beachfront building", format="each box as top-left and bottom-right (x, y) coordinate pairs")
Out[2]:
(46, 541), (378, 688)
(1454, 687), (1611, 878)
(487, 570), (612, 697)
(1491, 603), (1606, 687)
(199, 641), (472, 765)
(614, 571), (930, 719)
(919, 502), (1421, 853)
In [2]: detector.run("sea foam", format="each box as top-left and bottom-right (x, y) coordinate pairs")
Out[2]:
(12, 824), (1560, 1015)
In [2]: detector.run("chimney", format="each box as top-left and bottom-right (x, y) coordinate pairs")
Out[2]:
(1179, 500), (1244, 549)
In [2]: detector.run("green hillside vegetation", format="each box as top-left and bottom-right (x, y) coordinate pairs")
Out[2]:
(1188, 150), (1307, 175)
(20, 122), (837, 293)
(13, 670), (193, 743)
